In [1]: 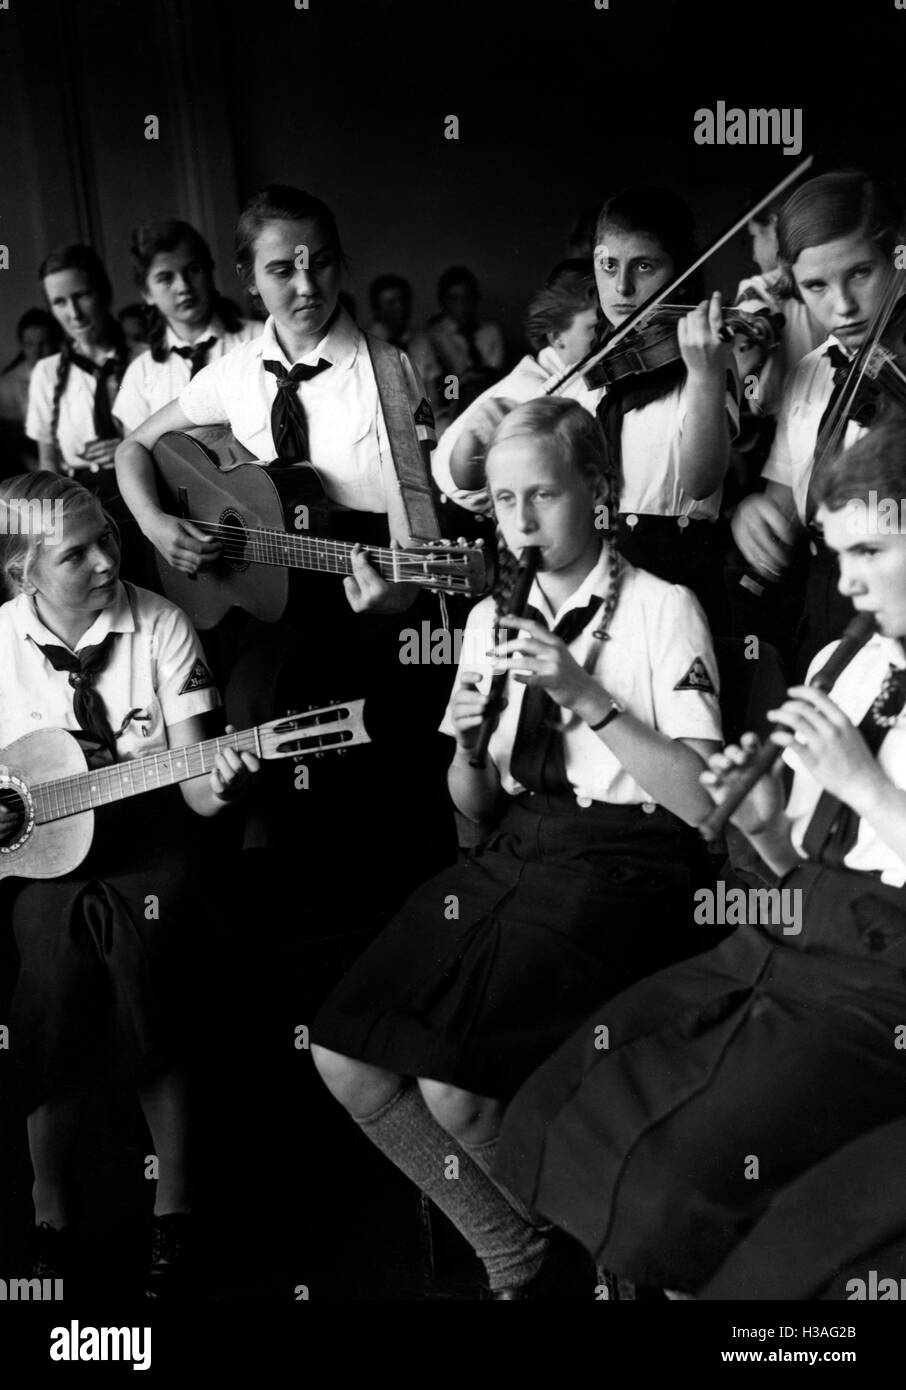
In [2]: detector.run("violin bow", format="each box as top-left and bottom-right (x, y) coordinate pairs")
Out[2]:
(542, 154), (814, 398)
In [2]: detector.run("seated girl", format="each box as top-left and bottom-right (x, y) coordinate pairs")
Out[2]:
(310, 397), (723, 1299)
(0, 472), (259, 1295)
(496, 419), (906, 1296)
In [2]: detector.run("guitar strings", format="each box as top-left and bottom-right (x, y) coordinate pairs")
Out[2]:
(180, 521), (474, 581)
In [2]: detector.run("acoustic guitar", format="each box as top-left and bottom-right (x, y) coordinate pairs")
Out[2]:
(151, 428), (489, 629)
(0, 699), (367, 880)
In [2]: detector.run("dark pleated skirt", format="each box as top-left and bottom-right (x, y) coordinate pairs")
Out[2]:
(4, 790), (214, 1110)
(496, 862), (906, 1292)
(313, 792), (717, 1098)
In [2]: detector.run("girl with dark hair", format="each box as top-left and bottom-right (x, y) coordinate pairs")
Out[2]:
(433, 260), (599, 510)
(0, 471), (259, 1294)
(114, 219), (261, 433)
(311, 397), (723, 1299)
(497, 417), (906, 1298)
(26, 246), (133, 493)
(732, 170), (904, 673)
(114, 183), (453, 924)
(115, 184), (435, 583)
(445, 188), (740, 630)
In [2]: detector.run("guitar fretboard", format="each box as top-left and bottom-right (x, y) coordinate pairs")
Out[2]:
(33, 730), (262, 825)
(193, 521), (465, 586)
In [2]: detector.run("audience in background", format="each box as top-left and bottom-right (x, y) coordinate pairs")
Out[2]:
(0, 309), (60, 476)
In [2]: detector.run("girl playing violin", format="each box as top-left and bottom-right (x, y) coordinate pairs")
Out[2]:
(311, 397), (723, 1299)
(444, 187), (739, 632)
(0, 472), (259, 1295)
(113, 218), (262, 434)
(732, 170), (903, 674)
(495, 418), (906, 1297)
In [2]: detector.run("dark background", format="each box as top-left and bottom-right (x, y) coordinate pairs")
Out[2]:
(1, 0), (904, 356)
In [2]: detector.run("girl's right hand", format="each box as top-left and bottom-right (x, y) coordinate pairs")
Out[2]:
(448, 397), (517, 492)
(147, 513), (221, 574)
(699, 732), (786, 837)
(730, 493), (797, 580)
(451, 672), (490, 752)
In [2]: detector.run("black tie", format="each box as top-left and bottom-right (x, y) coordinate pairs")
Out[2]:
(171, 336), (217, 379)
(594, 357), (689, 499)
(509, 596), (606, 794)
(68, 352), (121, 440)
(801, 664), (906, 865)
(36, 633), (119, 766)
(263, 359), (331, 461)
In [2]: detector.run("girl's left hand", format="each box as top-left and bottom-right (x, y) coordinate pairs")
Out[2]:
(210, 726), (260, 803)
(677, 291), (730, 381)
(344, 543), (419, 614)
(490, 613), (597, 712)
(766, 686), (882, 805)
(78, 438), (120, 469)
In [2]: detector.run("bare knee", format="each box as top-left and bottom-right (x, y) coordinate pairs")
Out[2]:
(418, 1079), (501, 1144)
(310, 1045), (400, 1117)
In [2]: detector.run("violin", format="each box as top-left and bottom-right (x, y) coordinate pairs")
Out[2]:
(837, 294), (906, 425)
(582, 303), (785, 391)
(813, 276), (906, 476)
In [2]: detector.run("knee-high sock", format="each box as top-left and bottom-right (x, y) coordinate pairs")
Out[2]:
(458, 1133), (551, 1231)
(355, 1084), (547, 1292)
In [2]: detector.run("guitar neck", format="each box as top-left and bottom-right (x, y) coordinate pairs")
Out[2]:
(33, 729), (261, 826)
(194, 522), (414, 584)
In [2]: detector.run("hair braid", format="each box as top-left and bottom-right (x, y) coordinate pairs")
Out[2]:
(147, 305), (169, 362)
(595, 538), (623, 639)
(49, 341), (72, 461)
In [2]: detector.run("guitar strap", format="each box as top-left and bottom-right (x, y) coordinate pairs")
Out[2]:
(365, 333), (441, 544)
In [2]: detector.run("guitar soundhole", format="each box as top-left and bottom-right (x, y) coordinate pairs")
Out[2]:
(219, 508), (250, 573)
(0, 778), (31, 853)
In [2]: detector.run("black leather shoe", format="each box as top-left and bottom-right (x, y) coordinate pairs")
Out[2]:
(33, 1222), (72, 1281)
(145, 1213), (194, 1299)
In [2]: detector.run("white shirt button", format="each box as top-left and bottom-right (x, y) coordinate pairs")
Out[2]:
(625, 514), (639, 529)
(576, 794), (593, 808)
(677, 515), (690, 530)
(642, 801), (657, 814)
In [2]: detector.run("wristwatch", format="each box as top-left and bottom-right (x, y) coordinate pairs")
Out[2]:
(587, 697), (625, 732)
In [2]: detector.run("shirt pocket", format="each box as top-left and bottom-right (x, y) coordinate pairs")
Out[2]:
(309, 391), (373, 470)
(227, 395), (273, 460)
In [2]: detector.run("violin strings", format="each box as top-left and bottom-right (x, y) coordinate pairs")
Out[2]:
(819, 267), (905, 462)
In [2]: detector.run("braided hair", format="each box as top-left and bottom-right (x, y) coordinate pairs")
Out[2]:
(486, 397), (623, 636)
(39, 245), (129, 461)
(130, 218), (244, 362)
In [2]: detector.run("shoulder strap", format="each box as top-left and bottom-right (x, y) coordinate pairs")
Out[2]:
(365, 333), (440, 543)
